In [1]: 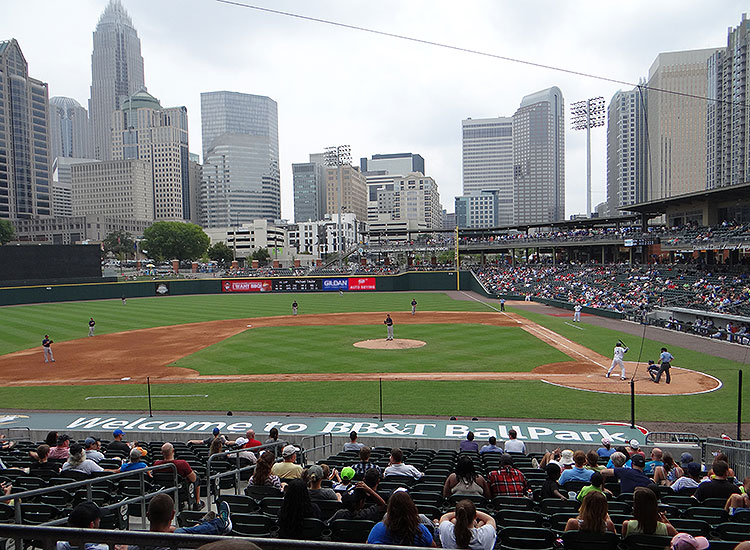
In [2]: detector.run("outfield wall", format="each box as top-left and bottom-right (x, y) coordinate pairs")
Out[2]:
(0, 271), (483, 306)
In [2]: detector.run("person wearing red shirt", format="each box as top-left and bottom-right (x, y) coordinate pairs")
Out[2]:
(153, 442), (203, 510)
(488, 454), (529, 498)
(241, 429), (262, 448)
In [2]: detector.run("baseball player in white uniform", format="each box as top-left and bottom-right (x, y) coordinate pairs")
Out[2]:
(573, 304), (582, 322)
(606, 341), (628, 380)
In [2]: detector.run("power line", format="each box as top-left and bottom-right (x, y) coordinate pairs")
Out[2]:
(215, 0), (747, 109)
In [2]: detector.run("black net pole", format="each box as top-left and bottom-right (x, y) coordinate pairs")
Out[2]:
(738, 370), (743, 441)
(630, 380), (635, 429)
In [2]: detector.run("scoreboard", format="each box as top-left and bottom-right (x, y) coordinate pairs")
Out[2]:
(272, 278), (322, 292)
(222, 277), (376, 293)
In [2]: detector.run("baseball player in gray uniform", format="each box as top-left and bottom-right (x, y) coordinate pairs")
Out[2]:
(88, 318), (96, 337)
(384, 314), (394, 341)
(42, 335), (55, 363)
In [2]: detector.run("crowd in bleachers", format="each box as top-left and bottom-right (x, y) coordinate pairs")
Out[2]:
(2, 427), (750, 549)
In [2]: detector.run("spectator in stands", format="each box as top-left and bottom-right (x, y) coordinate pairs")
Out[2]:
(154, 442), (203, 511)
(541, 463), (566, 500)
(208, 437), (224, 457)
(459, 432), (479, 452)
(29, 444), (60, 474)
(384, 448), (424, 480)
(442, 455), (491, 499)
(49, 433), (71, 459)
(144, 493), (231, 535)
(653, 452), (682, 486)
(62, 444), (119, 475)
(559, 450), (594, 486)
(333, 467), (357, 492)
(503, 430), (526, 454)
(709, 452), (737, 479)
(564, 491), (615, 533)
(479, 437), (503, 454)
(558, 449), (575, 472)
(84, 438), (104, 463)
(628, 439), (645, 458)
(189, 427), (227, 446)
(245, 452), (281, 490)
(307, 464), (341, 502)
(586, 451), (604, 472)
(271, 445), (303, 480)
(438, 499), (497, 550)
(242, 429), (262, 448)
(328, 481), (386, 522)
(351, 446), (381, 477)
(120, 448), (148, 473)
(108, 429), (131, 455)
(43, 431), (58, 447)
(539, 448), (563, 470)
(596, 438), (615, 459)
(57, 502), (108, 550)
(277, 479), (321, 539)
(622, 486), (677, 537)
(367, 490), (434, 546)
(669, 533), (710, 550)
(606, 451), (630, 469)
(487, 455), (529, 498)
(344, 430), (365, 452)
(229, 437), (257, 464)
(264, 427), (283, 456)
(724, 477), (750, 515)
(643, 448), (664, 476)
(602, 453), (652, 494)
(0, 434), (14, 450)
(670, 462), (704, 494)
(680, 452), (695, 469)
(576, 472), (611, 502)
(693, 460), (740, 502)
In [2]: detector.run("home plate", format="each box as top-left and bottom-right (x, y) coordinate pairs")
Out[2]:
(246, 324), (253, 327)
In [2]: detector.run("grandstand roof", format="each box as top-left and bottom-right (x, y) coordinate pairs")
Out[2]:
(621, 182), (750, 216)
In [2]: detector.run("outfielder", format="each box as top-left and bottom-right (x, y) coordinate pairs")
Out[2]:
(292, 301), (298, 315)
(88, 317), (96, 337)
(411, 299), (417, 315)
(384, 314), (394, 341)
(573, 304), (582, 322)
(606, 340), (628, 380)
(42, 335), (55, 363)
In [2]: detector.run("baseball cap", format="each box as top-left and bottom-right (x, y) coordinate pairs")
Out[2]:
(559, 449), (575, 466)
(282, 444), (300, 458)
(113, 429), (125, 437)
(340, 466), (356, 481)
(57, 434), (70, 444)
(69, 443), (84, 456)
(671, 533), (709, 550)
(235, 437), (248, 446)
(84, 437), (97, 447)
(68, 502), (102, 528)
(601, 437), (611, 446)
(686, 462), (701, 476)
(631, 454), (646, 467)
(680, 452), (694, 466)
(213, 427), (220, 435)
(307, 464), (324, 481)
(629, 439), (640, 449)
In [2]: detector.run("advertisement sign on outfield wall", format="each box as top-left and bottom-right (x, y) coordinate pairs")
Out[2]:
(222, 280), (272, 292)
(348, 277), (376, 290)
(322, 278), (349, 291)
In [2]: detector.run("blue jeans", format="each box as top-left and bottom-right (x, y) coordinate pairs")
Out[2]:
(175, 518), (224, 535)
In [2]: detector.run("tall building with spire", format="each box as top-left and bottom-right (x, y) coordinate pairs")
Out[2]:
(89, 0), (145, 161)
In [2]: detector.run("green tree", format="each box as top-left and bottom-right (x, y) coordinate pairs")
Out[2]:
(207, 241), (234, 266)
(0, 219), (15, 245)
(102, 230), (135, 259)
(251, 247), (270, 266)
(142, 222), (210, 261)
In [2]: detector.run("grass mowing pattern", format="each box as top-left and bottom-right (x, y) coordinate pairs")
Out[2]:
(0, 292), (488, 355)
(174, 324), (569, 374)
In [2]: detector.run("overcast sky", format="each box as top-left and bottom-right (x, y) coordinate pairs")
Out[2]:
(3, 1), (747, 221)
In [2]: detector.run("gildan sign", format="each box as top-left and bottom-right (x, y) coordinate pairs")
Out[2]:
(322, 278), (349, 291)
(222, 280), (272, 292)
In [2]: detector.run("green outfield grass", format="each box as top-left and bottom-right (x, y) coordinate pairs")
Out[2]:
(0, 292), (746, 423)
(174, 324), (568, 374)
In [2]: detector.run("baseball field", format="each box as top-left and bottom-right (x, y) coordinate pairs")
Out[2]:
(0, 290), (744, 425)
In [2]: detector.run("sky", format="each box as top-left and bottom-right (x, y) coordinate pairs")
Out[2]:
(2, 1), (747, 222)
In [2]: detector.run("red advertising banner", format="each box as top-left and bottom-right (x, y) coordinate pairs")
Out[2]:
(348, 277), (376, 290)
(222, 279), (272, 292)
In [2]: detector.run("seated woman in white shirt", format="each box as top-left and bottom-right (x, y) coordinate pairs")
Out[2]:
(438, 499), (496, 550)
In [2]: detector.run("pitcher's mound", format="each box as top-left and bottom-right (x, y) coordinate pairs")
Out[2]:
(354, 339), (426, 350)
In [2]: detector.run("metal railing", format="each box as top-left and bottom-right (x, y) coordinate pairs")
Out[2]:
(0, 427), (31, 440)
(299, 433), (333, 465)
(704, 437), (750, 480)
(0, 524), (415, 550)
(644, 432), (702, 445)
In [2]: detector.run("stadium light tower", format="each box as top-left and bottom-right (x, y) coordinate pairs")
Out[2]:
(323, 145), (352, 265)
(571, 97), (605, 217)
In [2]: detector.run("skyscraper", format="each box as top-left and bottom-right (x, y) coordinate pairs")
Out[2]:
(392, 173), (443, 229)
(512, 87), (565, 224)
(89, 0), (145, 161)
(49, 97), (92, 161)
(606, 88), (647, 216)
(0, 39), (52, 219)
(200, 91), (281, 223)
(325, 165), (367, 223)
(462, 117), (513, 225)
(707, 14), (750, 189)
(293, 154), (326, 223)
(111, 89), (190, 221)
(646, 49), (719, 200)
(360, 153), (424, 175)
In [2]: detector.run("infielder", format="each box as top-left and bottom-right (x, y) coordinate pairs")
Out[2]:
(606, 340), (628, 380)
(88, 317), (96, 337)
(411, 299), (417, 315)
(384, 314), (394, 341)
(573, 304), (582, 322)
(654, 347), (674, 384)
(499, 298), (506, 312)
(42, 335), (55, 363)
(292, 300), (298, 315)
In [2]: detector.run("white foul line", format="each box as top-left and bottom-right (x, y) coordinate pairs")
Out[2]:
(564, 322), (585, 331)
(459, 291), (521, 324)
(84, 394), (209, 400)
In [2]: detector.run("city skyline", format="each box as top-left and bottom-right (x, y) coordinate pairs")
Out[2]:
(3, 1), (747, 221)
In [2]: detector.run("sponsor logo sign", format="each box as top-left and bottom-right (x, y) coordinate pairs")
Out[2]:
(222, 279), (272, 292)
(322, 278), (349, 291)
(348, 277), (376, 290)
